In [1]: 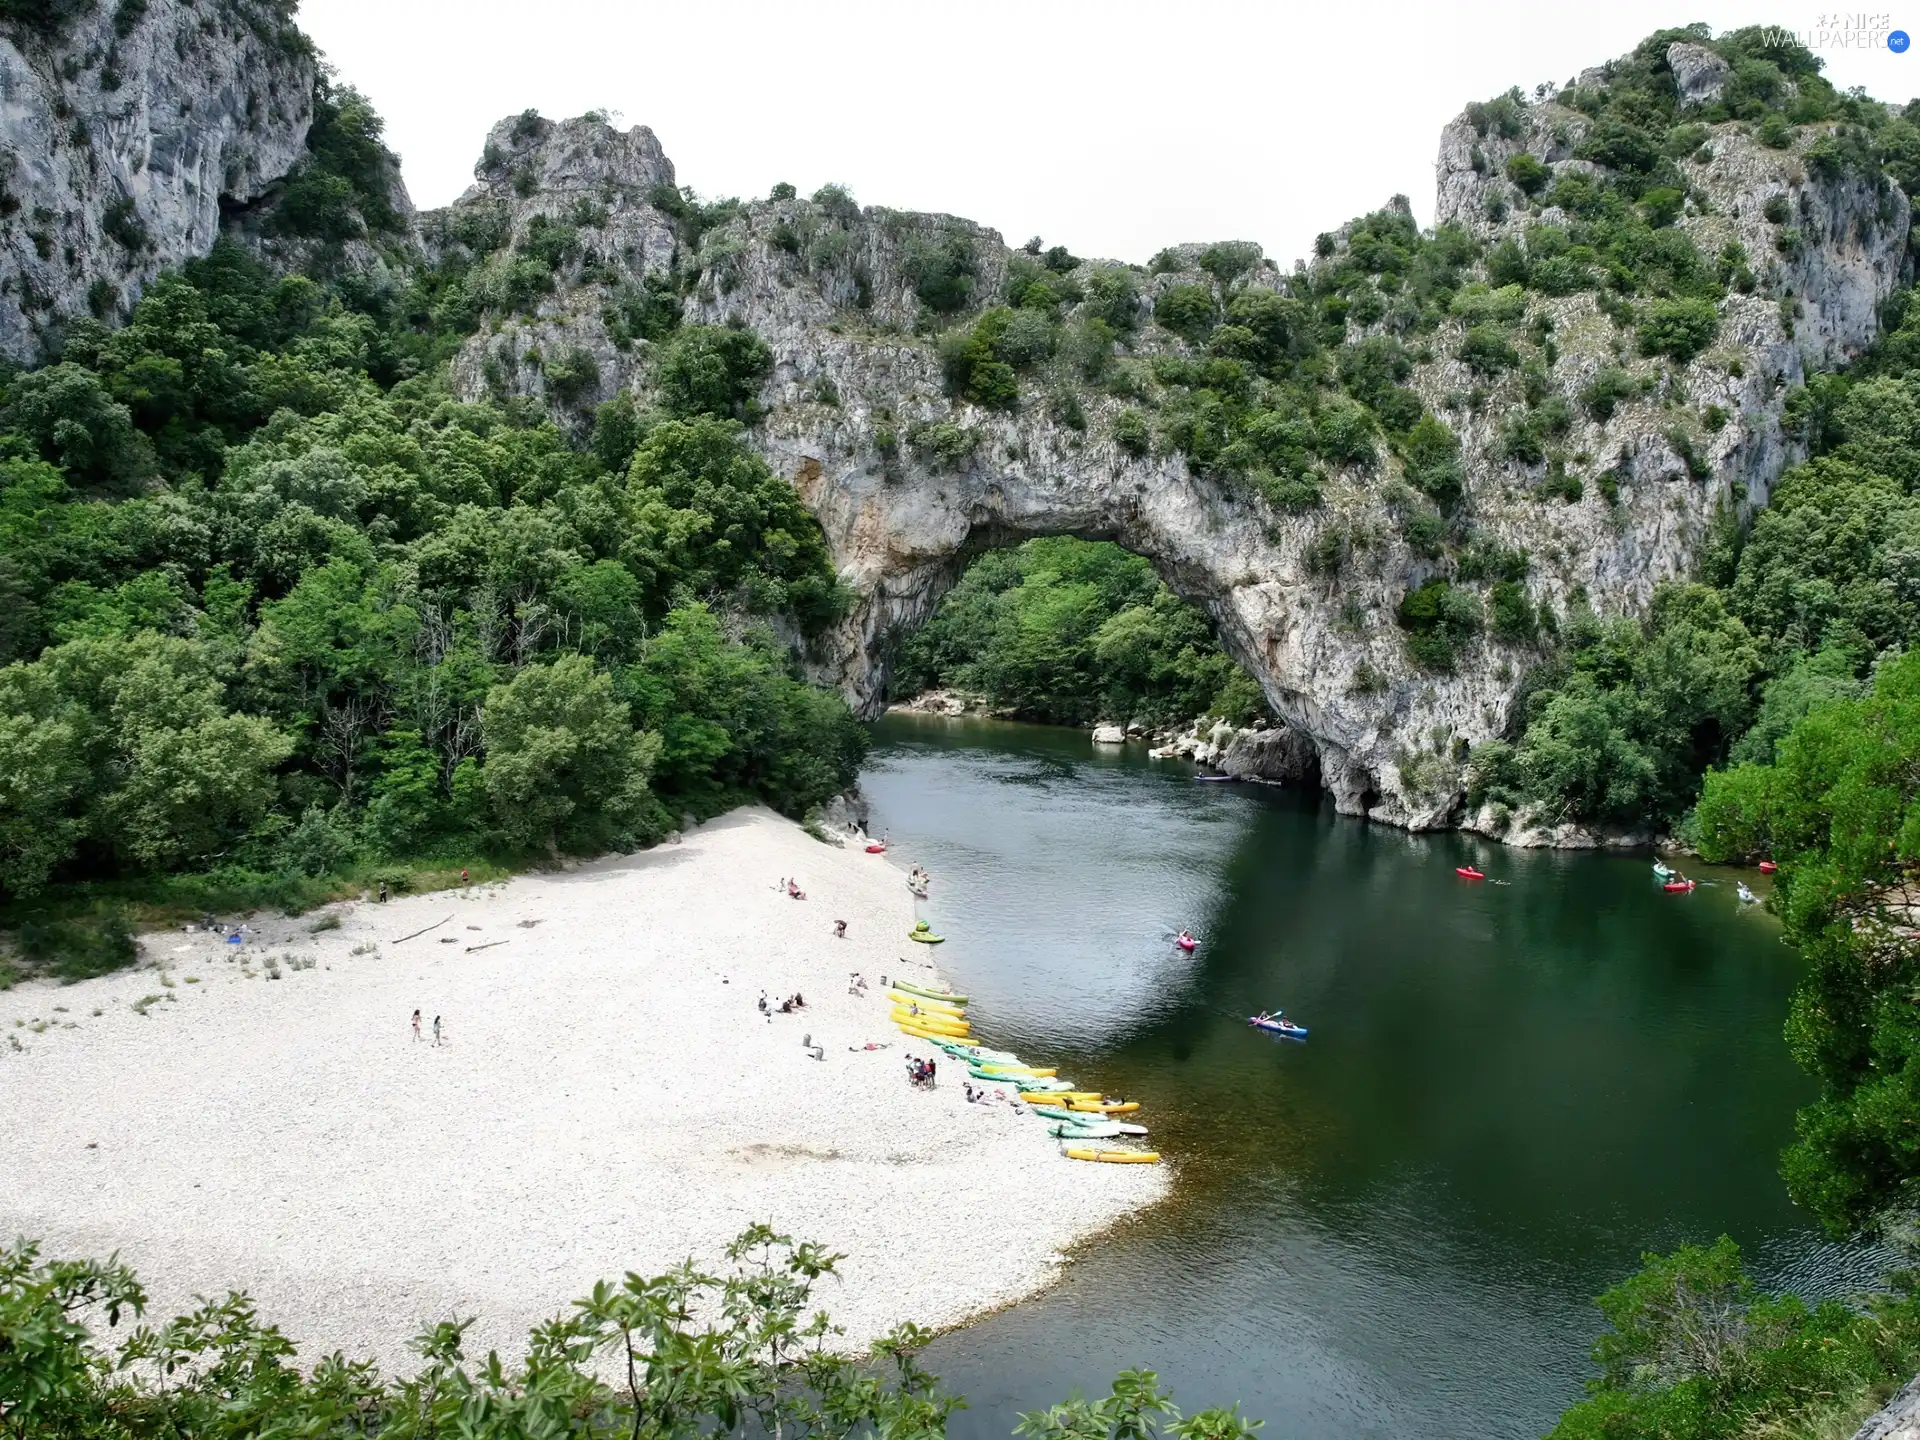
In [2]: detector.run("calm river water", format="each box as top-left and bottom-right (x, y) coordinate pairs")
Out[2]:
(860, 713), (1879, 1440)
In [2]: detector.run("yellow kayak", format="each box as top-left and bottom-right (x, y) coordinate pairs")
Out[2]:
(1023, 1091), (1100, 1103)
(1065, 1148), (1160, 1164)
(888, 995), (966, 1018)
(896, 1023), (957, 1042)
(979, 1066), (1056, 1078)
(1069, 1101), (1140, 1115)
(890, 1009), (968, 1032)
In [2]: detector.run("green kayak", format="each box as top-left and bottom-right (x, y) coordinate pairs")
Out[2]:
(895, 979), (967, 1004)
(1048, 1122), (1123, 1140)
(1029, 1105), (1080, 1122)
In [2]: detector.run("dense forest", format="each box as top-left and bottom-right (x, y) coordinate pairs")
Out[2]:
(892, 538), (1266, 728)
(0, 228), (869, 974)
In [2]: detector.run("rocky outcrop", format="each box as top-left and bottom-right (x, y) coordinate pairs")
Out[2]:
(1851, 1377), (1920, 1440)
(1667, 42), (1732, 107)
(0, 0), (316, 358)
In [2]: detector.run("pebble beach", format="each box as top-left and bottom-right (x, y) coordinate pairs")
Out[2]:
(0, 807), (1166, 1370)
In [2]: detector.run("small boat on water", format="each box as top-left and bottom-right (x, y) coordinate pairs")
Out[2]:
(1663, 880), (1696, 893)
(1737, 882), (1758, 904)
(1653, 861), (1676, 880)
(1194, 774), (1234, 782)
(1250, 1014), (1308, 1039)
(1456, 866), (1485, 880)
(908, 884), (928, 898)
(866, 843), (887, 854)
(1759, 860), (1779, 874)
(1175, 931), (1198, 952)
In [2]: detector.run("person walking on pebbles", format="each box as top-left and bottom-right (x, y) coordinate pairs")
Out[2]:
(411, 1008), (421, 1043)
(432, 1015), (443, 1047)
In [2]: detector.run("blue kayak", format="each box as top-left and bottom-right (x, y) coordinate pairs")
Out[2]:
(1249, 1016), (1309, 1039)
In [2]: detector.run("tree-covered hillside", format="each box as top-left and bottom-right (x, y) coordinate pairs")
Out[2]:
(0, 235), (868, 972)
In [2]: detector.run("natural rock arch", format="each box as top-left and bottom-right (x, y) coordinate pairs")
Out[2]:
(431, 87), (1908, 834)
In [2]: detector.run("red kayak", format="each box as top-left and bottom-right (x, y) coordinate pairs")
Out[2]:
(865, 844), (887, 854)
(1758, 860), (1778, 874)
(1664, 880), (1695, 893)
(1456, 867), (1485, 880)
(1176, 935), (1197, 952)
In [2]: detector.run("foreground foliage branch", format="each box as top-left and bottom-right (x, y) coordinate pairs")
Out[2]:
(0, 1231), (1261, 1440)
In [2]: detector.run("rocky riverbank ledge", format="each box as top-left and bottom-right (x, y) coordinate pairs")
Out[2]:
(0, 808), (1164, 1369)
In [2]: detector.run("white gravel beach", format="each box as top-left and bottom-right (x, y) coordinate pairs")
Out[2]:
(0, 808), (1166, 1369)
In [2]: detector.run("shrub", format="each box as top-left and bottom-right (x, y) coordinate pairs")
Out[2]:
(543, 347), (600, 406)
(1488, 581), (1536, 641)
(1397, 578), (1482, 671)
(909, 420), (975, 469)
(1459, 325), (1520, 375)
(1400, 413), (1464, 506)
(1083, 268), (1141, 332)
(1154, 283), (1218, 343)
(1505, 153), (1550, 195)
(1312, 399), (1378, 467)
(1197, 242), (1262, 288)
(1113, 409), (1151, 457)
(101, 195), (148, 252)
(1582, 366), (1639, 420)
(654, 324), (773, 421)
(1401, 507), (1446, 557)
(1638, 298), (1719, 362)
(769, 181), (796, 201)
(1763, 193), (1792, 224)
(1757, 111), (1794, 149)
(902, 235), (976, 314)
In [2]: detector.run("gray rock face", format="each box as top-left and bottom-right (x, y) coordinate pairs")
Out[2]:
(0, 0), (315, 358)
(1667, 42), (1732, 106)
(424, 90), (1909, 835)
(1851, 1377), (1920, 1440)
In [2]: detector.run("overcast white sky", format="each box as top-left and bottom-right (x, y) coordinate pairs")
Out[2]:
(297, 1), (1920, 269)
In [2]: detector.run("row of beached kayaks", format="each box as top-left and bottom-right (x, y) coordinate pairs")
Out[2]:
(888, 981), (1160, 1164)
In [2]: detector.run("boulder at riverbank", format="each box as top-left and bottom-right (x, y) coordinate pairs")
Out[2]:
(0, 809), (1163, 1368)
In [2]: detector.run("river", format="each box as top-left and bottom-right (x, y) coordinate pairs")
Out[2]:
(859, 713), (1880, 1440)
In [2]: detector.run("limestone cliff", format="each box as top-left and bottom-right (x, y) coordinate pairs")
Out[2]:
(428, 46), (1908, 832)
(0, 0), (316, 358)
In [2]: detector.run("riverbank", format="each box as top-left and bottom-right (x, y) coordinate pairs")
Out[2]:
(0, 807), (1165, 1370)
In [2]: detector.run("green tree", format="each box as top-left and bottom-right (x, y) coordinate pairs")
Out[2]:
(481, 653), (660, 856)
(654, 324), (774, 421)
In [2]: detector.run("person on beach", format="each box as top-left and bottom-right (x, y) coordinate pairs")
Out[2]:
(411, 1009), (421, 1043)
(833, 919), (847, 938)
(927, 1057), (936, 1086)
(378, 881), (389, 903)
(460, 868), (469, 885)
(757, 992), (769, 1016)
(432, 1015), (442, 1046)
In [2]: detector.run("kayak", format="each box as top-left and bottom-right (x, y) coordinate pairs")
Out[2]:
(1737, 883), (1758, 904)
(892, 1013), (968, 1035)
(975, 1064), (1055, 1078)
(1064, 1148), (1160, 1164)
(1249, 1016), (1309, 1038)
(1049, 1122), (1124, 1140)
(1759, 860), (1778, 874)
(1175, 935), (1197, 952)
(866, 843), (887, 854)
(1653, 861), (1676, 879)
(893, 980), (968, 1004)
(888, 990), (965, 1015)
(890, 1006), (967, 1029)
(1014, 1079), (1079, 1094)
(1023, 1090), (1099, 1102)
(1068, 1100), (1140, 1115)
(908, 930), (945, 944)
(971, 1066), (1055, 1082)
(942, 1043), (1017, 1062)
(908, 886), (928, 898)
(1194, 775), (1234, 782)
(1663, 880), (1695, 893)
(895, 1013), (968, 1033)
(1456, 867), (1485, 880)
